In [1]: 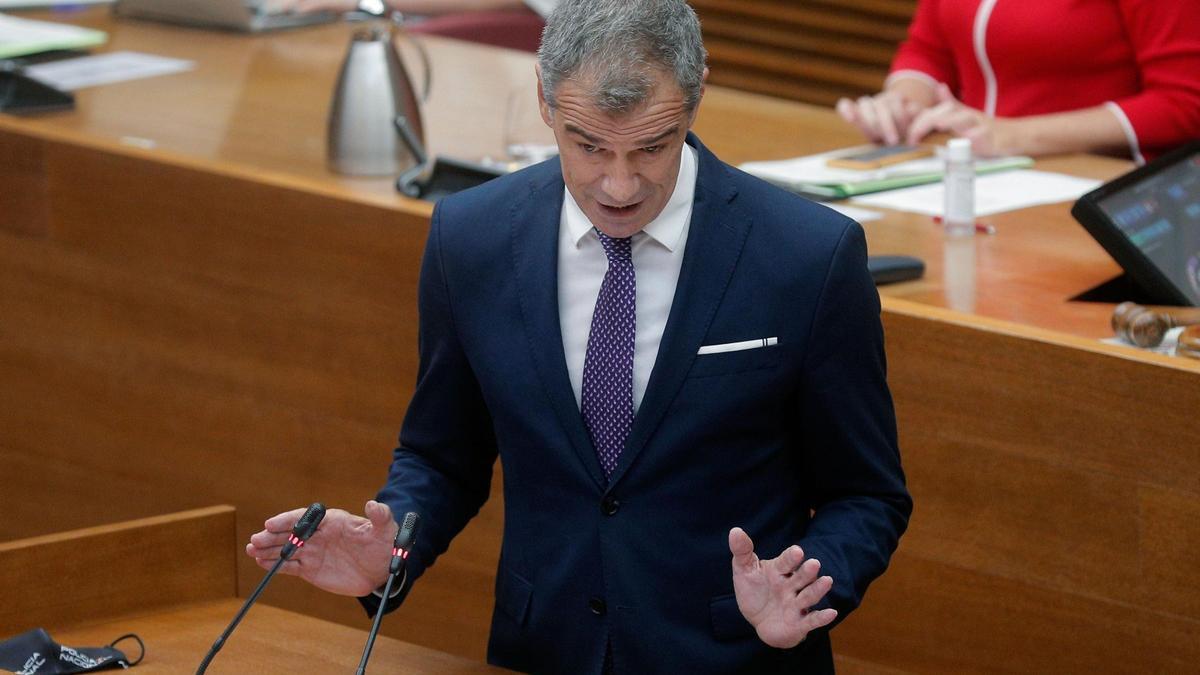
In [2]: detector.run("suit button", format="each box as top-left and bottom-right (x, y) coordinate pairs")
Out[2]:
(589, 597), (607, 616)
(601, 497), (620, 516)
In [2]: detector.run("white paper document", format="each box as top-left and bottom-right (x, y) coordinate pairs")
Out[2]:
(24, 50), (194, 91)
(850, 169), (1102, 217)
(0, 12), (106, 58)
(0, 1), (112, 8)
(739, 146), (1032, 199)
(825, 203), (883, 223)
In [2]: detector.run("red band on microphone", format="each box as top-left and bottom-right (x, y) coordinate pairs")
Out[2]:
(289, 534), (304, 548)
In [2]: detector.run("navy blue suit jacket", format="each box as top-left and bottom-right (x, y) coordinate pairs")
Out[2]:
(368, 134), (911, 673)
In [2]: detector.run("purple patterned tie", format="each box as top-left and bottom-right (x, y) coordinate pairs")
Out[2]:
(581, 230), (636, 479)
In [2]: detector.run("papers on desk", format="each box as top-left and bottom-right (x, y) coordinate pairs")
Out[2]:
(0, 12), (106, 58)
(1102, 326), (1184, 356)
(851, 170), (1103, 217)
(0, 1), (113, 8)
(739, 146), (1033, 199)
(825, 203), (883, 223)
(24, 50), (194, 90)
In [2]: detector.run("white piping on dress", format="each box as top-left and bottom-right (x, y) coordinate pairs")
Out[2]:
(973, 0), (1001, 116)
(1104, 101), (1147, 165)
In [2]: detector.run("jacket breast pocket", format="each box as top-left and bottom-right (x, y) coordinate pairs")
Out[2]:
(688, 344), (782, 378)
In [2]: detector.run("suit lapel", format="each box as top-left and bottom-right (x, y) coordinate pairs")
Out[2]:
(607, 135), (751, 490)
(510, 165), (608, 490)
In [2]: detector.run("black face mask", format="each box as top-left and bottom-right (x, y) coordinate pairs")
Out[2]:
(0, 629), (143, 674)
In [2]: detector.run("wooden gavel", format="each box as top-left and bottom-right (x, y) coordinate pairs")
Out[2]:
(1111, 301), (1200, 348)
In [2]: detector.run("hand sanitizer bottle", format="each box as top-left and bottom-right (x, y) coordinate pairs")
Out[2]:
(942, 138), (975, 237)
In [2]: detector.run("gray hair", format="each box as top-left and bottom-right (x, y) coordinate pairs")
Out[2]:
(537, 0), (707, 114)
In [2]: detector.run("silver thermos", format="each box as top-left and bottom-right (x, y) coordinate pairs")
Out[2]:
(327, 22), (429, 177)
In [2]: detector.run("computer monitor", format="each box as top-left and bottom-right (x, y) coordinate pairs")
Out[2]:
(1071, 141), (1200, 307)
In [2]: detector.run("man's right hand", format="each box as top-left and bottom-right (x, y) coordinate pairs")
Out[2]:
(246, 500), (399, 597)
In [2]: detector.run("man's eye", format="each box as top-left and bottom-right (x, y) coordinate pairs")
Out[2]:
(643, 145), (662, 154)
(580, 144), (599, 154)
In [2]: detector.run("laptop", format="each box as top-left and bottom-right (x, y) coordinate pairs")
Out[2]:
(1071, 141), (1200, 306)
(113, 0), (337, 32)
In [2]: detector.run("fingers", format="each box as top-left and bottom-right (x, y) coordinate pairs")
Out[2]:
(262, 507), (309, 534)
(869, 96), (901, 146)
(799, 607), (838, 634)
(365, 499), (393, 527)
(835, 97), (856, 123)
(855, 96), (884, 143)
(935, 81), (955, 104)
(786, 556), (820, 589)
(837, 96), (886, 144)
(245, 538), (286, 561)
(295, 0), (358, 12)
(769, 544), (806, 578)
(253, 554), (303, 576)
(905, 99), (955, 144)
(795, 573), (833, 610)
(728, 527), (759, 574)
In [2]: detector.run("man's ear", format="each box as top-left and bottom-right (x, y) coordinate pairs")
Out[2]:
(535, 63), (554, 126)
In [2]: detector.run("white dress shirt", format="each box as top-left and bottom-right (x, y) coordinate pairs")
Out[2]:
(558, 144), (698, 413)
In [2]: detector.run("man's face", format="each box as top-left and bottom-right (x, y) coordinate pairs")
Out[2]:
(537, 67), (704, 239)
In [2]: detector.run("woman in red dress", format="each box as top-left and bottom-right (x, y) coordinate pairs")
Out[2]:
(837, 0), (1200, 163)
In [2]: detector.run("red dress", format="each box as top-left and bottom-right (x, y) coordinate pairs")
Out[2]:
(889, 0), (1200, 162)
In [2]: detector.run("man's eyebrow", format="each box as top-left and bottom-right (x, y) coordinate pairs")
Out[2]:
(563, 124), (680, 147)
(564, 124), (603, 144)
(635, 126), (679, 147)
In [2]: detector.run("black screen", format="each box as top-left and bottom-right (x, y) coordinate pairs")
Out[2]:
(1097, 152), (1200, 305)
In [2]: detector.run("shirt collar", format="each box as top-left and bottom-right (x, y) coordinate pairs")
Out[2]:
(564, 142), (698, 251)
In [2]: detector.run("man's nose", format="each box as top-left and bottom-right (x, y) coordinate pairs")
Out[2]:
(601, 160), (639, 204)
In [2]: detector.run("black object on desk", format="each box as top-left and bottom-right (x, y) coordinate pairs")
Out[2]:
(1071, 140), (1200, 307)
(868, 255), (925, 285)
(0, 61), (73, 114)
(396, 155), (506, 202)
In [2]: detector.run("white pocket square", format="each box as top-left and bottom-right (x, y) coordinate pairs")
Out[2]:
(697, 337), (778, 355)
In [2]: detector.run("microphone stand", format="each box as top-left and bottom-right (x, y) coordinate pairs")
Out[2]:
(355, 511), (419, 675)
(195, 555), (288, 674)
(196, 502), (325, 675)
(355, 565), (402, 675)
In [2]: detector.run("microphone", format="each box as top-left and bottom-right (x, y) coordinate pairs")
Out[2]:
(356, 511), (420, 675)
(196, 503), (326, 675)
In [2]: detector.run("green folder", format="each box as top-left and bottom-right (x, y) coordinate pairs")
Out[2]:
(755, 155), (1034, 200)
(0, 14), (108, 60)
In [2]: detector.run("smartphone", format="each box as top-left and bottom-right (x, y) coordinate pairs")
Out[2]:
(826, 145), (933, 170)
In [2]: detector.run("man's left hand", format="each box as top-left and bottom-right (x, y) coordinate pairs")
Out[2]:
(728, 527), (838, 648)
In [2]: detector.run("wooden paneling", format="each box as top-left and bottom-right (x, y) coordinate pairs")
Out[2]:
(693, 0), (917, 104)
(0, 135), (502, 660)
(0, 132), (49, 238)
(839, 552), (1200, 674)
(2, 509), (503, 673)
(827, 302), (1200, 673)
(0, 506), (235, 636)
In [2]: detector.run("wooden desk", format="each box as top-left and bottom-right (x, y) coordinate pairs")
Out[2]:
(2, 9), (1198, 673)
(0, 507), (503, 673)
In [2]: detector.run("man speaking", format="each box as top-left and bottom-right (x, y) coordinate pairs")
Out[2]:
(247, 0), (911, 671)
